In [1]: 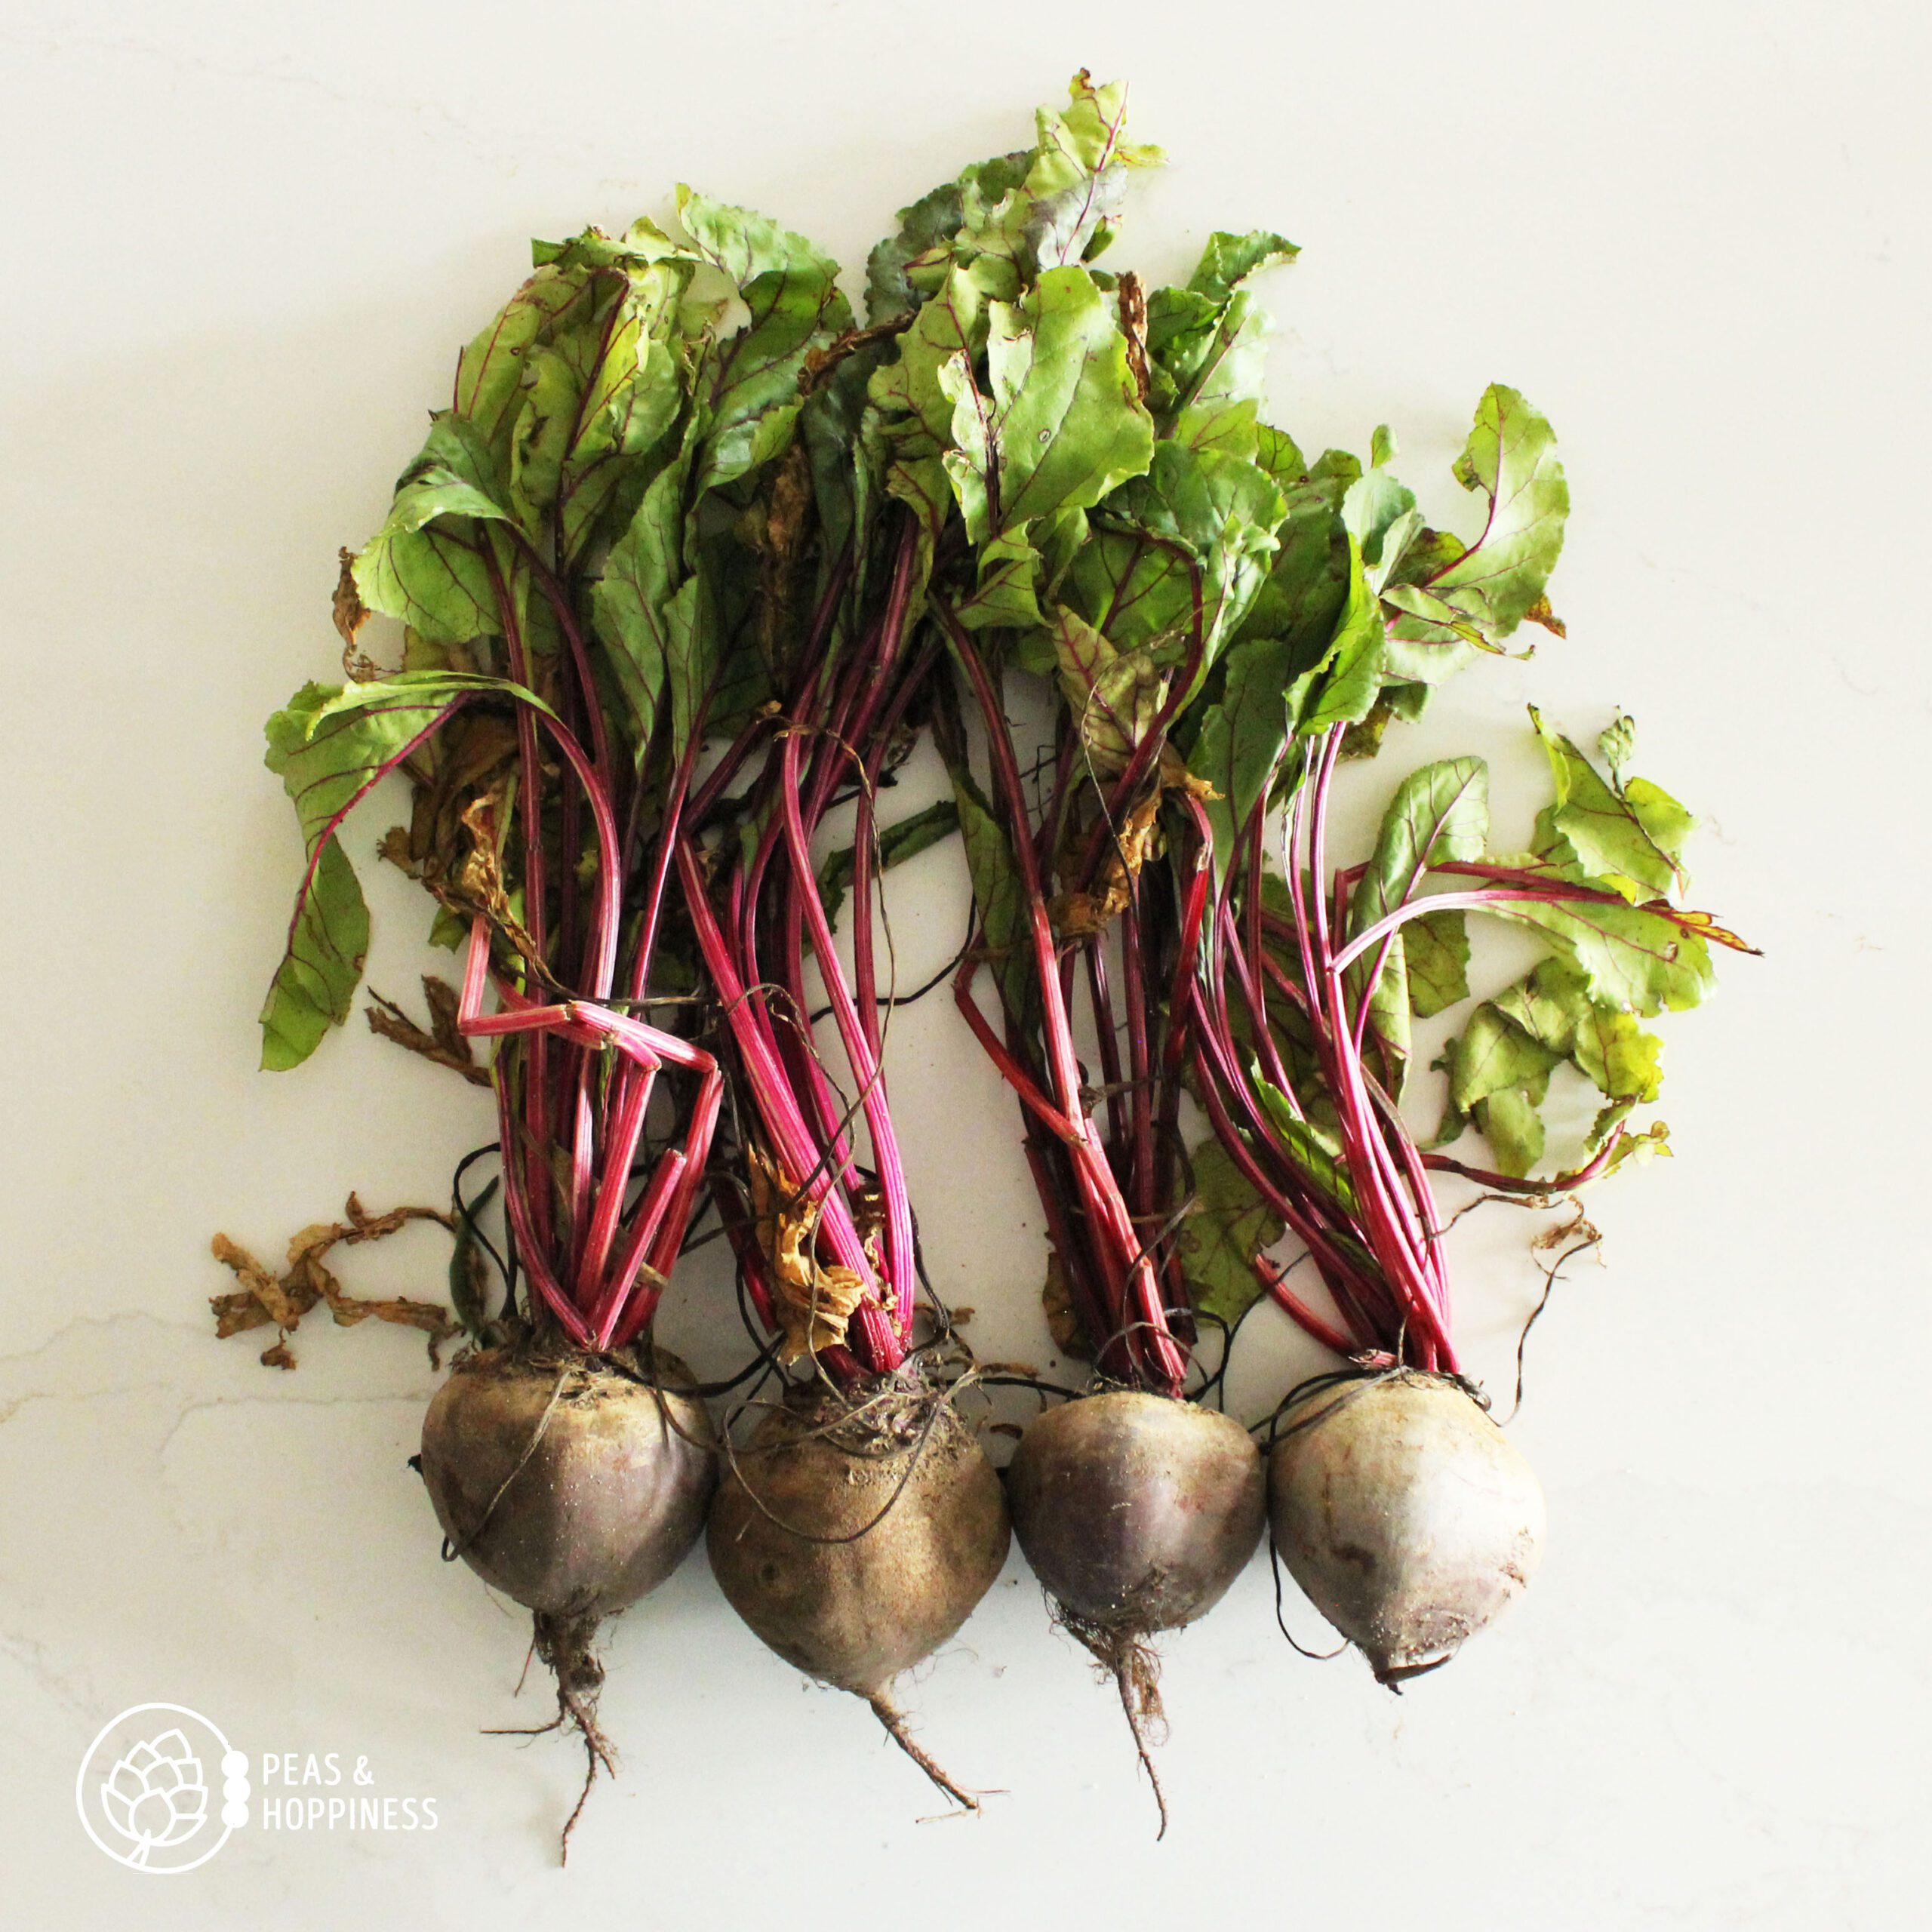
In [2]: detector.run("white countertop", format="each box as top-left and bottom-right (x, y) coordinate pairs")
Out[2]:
(3, 2), (1924, 1924)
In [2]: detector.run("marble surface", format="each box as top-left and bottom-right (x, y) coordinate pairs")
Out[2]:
(3, 2), (1924, 1924)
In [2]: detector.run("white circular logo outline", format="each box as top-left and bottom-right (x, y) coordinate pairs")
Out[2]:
(76, 1703), (238, 1874)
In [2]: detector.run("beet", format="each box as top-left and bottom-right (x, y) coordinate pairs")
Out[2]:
(706, 1381), (1009, 1810)
(1005, 1390), (1264, 1834)
(419, 1346), (715, 1844)
(1267, 1370), (1544, 1684)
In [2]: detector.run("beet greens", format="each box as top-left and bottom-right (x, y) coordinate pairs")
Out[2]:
(257, 201), (854, 1352)
(1173, 400), (1757, 1368)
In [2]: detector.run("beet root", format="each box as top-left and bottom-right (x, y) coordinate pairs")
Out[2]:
(706, 1380), (1009, 1811)
(1005, 1391), (1265, 1835)
(1267, 1370), (1544, 1684)
(419, 1346), (715, 1853)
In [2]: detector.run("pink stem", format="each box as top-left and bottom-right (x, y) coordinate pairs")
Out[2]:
(778, 728), (914, 1328)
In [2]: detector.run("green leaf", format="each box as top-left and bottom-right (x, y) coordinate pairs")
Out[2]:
(1444, 1004), (1560, 1173)
(1571, 996), (1665, 1106)
(350, 416), (515, 647)
(1405, 908), (1469, 1017)
(677, 189), (840, 290)
(1168, 289), (1276, 460)
(1017, 72), (1163, 272)
(1531, 706), (1690, 900)
(954, 528), (1044, 631)
(556, 318), (686, 561)
(1601, 1117), (1672, 1169)
(817, 799), (962, 931)
(1346, 757), (1487, 1075)
(1252, 421), (1309, 488)
(1494, 957), (1664, 1109)
(265, 674), (535, 854)
(949, 762), (1032, 1017)
(1097, 443), (1288, 667)
(1493, 884), (1715, 1017)
(506, 342), (588, 528)
(1235, 454), (1357, 664)
(1186, 230), (1299, 304)
(1177, 458), (1367, 863)
(869, 266), (986, 457)
(1492, 956), (1586, 1057)
(1340, 464), (1421, 592)
(1177, 1138), (1286, 1327)
(1438, 951), (1671, 1177)
(1298, 534), (1385, 733)
(801, 343), (885, 561)
(1048, 605), (1169, 775)
(1252, 1074), (1359, 1212)
(455, 260), (603, 457)
(1444, 383), (1568, 632)
(1415, 709), (1729, 1176)
(1186, 629), (1300, 865)
(454, 226), (700, 561)
(944, 72), (1161, 299)
(1473, 1088), (1545, 1177)
(1143, 231), (1294, 461)
(258, 672), (540, 1069)
(1381, 383), (1568, 667)
(260, 833), (370, 1071)
(1447, 1004), (1561, 1115)
(866, 153), (1031, 323)
(678, 187), (852, 498)
(1354, 758), (1490, 931)
(1598, 710), (1637, 776)
(589, 461), (683, 751)
(1363, 928), (1413, 1084)
(663, 574), (714, 763)
(940, 265), (1155, 543)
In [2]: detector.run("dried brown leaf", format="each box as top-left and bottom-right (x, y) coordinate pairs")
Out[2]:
(448, 795), (561, 989)
(1041, 1255), (1094, 1362)
(748, 1146), (875, 1364)
(376, 826), (417, 877)
(1050, 749), (1214, 939)
(1524, 594), (1567, 639)
(366, 980), (491, 1087)
(334, 547), (383, 681)
(333, 547), (369, 648)
(1118, 270), (1151, 405)
(210, 1289), (273, 1338)
(208, 1200), (457, 1368)
(1051, 787), (1162, 937)
(423, 976), (466, 1057)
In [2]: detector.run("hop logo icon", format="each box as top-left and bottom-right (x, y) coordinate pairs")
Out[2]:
(100, 1730), (209, 1866)
(76, 1704), (242, 1872)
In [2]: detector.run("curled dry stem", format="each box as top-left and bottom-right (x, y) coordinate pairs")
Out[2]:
(209, 1194), (457, 1368)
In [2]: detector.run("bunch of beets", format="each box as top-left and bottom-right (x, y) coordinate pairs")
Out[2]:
(238, 75), (1749, 1851)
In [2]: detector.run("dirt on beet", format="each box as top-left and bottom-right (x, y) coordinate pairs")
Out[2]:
(706, 1376), (1010, 1811)
(419, 1344), (718, 1857)
(1005, 1389), (1266, 1835)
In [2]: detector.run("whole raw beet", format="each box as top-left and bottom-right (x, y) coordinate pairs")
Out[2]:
(1268, 1371), (1544, 1682)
